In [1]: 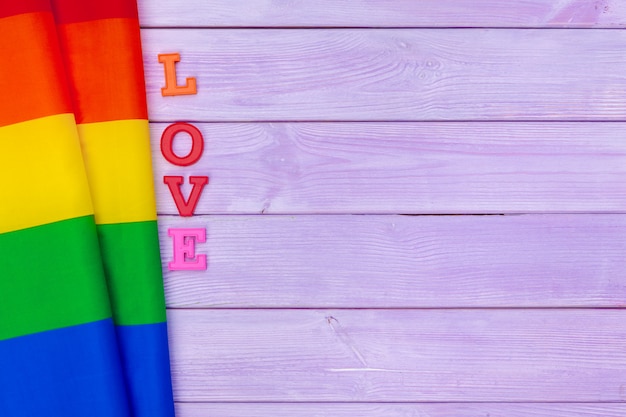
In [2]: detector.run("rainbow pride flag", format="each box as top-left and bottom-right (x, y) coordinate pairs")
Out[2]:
(0, 1), (174, 415)
(51, 0), (175, 415)
(0, 1), (131, 415)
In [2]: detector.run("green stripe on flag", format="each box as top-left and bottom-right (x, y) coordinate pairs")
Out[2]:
(97, 220), (166, 325)
(0, 216), (112, 341)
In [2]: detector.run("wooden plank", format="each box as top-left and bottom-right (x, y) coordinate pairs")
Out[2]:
(159, 214), (626, 308)
(150, 122), (626, 214)
(175, 403), (626, 417)
(138, 0), (626, 28)
(142, 29), (626, 121)
(168, 309), (626, 402)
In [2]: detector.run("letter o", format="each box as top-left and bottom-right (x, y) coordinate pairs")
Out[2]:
(161, 122), (204, 166)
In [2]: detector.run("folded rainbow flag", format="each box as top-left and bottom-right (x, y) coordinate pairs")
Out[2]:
(0, 2), (131, 415)
(51, 0), (175, 415)
(0, 1), (174, 415)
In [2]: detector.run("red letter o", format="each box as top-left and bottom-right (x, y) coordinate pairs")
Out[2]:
(161, 122), (204, 166)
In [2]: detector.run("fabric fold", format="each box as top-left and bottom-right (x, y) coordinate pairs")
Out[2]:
(51, 1), (176, 416)
(0, 2), (131, 415)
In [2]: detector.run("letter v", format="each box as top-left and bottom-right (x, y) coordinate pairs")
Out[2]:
(163, 176), (209, 217)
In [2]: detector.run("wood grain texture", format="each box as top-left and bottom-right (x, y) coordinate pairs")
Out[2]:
(142, 1), (626, 411)
(168, 309), (626, 402)
(138, 0), (626, 28)
(142, 29), (626, 121)
(175, 403), (626, 417)
(159, 214), (626, 308)
(151, 122), (626, 214)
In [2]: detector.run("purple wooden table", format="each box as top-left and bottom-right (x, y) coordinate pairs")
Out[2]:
(138, 1), (626, 415)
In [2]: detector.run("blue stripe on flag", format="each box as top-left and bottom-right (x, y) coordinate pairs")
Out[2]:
(117, 322), (176, 417)
(0, 318), (130, 417)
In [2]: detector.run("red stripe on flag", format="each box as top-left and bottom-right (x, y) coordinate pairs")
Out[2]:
(0, 0), (51, 20)
(52, 0), (138, 24)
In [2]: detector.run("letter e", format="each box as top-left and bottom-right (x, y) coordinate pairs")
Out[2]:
(168, 228), (207, 271)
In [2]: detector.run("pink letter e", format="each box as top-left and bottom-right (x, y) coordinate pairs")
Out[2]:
(168, 228), (207, 271)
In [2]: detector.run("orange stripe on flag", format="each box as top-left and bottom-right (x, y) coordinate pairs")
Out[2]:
(56, 18), (147, 124)
(0, 12), (73, 127)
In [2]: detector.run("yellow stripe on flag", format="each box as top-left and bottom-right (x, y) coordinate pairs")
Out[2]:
(78, 119), (157, 224)
(0, 114), (94, 234)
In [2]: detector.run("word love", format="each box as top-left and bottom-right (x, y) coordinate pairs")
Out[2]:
(158, 53), (207, 271)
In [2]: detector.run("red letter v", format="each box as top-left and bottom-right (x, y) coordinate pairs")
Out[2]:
(164, 176), (209, 217)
